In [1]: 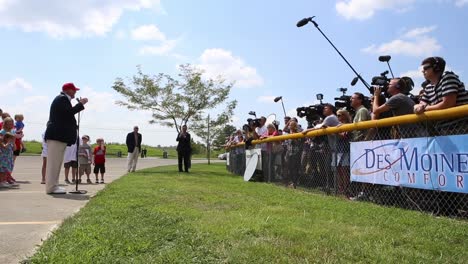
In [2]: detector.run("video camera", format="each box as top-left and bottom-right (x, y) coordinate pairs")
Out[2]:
(334, 87), (351, 110)
(296, 104), (324, 128)
(371, 70), (391, 95)
(242, 111), (262, 133)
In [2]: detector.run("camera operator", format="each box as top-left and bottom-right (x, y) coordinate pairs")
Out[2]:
(254, 116), (267, 139)
(350, 92), (371, 141)
(282, 116), (291, 134)
(372, 78), (422, 138)
(301, 103), (339, 133)
(414, 56), (468, 114)
(302, 104), (338, 190)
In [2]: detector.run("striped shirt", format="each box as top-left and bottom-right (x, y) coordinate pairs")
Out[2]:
(422, 71), (468, 106)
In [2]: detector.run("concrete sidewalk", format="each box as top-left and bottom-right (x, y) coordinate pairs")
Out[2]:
(0, 156), (194, 264)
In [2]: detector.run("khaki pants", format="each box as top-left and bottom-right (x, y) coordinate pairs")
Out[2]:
(45, 140), (67, 193)
(127, 147), (139, 172)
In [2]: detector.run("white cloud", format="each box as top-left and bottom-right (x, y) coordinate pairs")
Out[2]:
(257, 96), (276, 103)
(131, 24), (166, 41)
(0, 0), (162, 38)
(336, 0), (415, 20)
(403, 26), (437, 38)
(130, 24), (181, 57)
(362, 26), (441, 57)
(400, 69), (423, 80)
(139, 39), (178, 56)
(0, 77), (33, 95)
(196, 48), (264, 88)
(455, 0), (468, 7)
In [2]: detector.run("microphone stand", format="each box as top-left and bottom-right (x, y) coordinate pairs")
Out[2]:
(279, 98), (287, 118)
(299, 17), (372, 93)
(69, 99), (87, 194)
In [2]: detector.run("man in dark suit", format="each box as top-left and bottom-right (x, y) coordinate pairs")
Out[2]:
(176, 124), (192, 172)
(126, 126), (142, 172)
(45, 83), (88, 194)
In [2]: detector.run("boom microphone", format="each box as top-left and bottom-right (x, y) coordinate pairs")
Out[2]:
(274, 96), (282, 102)
(351, 77), (359, 86)
(378, 55), (391, 62)
(296, 17), (312, 27)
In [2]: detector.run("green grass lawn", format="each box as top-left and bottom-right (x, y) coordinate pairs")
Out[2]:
(26, 164), (467, 264)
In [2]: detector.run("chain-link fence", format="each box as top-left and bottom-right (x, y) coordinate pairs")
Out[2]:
(227, 106), (468, 218)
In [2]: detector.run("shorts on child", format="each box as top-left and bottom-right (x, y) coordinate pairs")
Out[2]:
(64, 161), (78, 169)
(79, 164), (91, 176)
(13, 150), (21, 156)
(93, 164), (106, 174)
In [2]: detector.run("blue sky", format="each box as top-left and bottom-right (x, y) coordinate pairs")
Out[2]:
(1, 0), (467, 146)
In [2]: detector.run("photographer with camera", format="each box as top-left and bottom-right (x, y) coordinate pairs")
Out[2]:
(301, 104), (338, 190)
(254, 116), (267, 139)
(372, 78), (422, 138)
(301, 104), (339, 134)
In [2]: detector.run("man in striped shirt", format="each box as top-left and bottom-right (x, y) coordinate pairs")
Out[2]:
(414, 56), (468, 114)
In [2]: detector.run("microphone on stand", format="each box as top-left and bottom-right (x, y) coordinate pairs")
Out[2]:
(296, 16), (315, 27)
(378, 55), (391, 62)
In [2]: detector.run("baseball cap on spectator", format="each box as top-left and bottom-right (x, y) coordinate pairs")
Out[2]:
(62, 82), (80, 91)
(82, 135), (90, 140)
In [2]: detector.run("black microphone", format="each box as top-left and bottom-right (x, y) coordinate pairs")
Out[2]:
(274, 96), (282, 102)
(296, 17), (311, 27)
(351, 77), (359, 86)
(378, 55), (391, 62)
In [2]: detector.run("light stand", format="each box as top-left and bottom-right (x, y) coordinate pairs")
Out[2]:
(69, 100), (87, 195)
(297, 17), (372, 93)
(274, 96), (287, 118)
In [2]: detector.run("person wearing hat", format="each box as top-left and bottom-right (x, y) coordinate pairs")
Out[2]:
(44, 82), (88, 194)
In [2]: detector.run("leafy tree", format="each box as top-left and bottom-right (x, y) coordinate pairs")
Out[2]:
(210, 124), (237, 150)
(112, 64), (236, 134)
(190, 102), (236, 144)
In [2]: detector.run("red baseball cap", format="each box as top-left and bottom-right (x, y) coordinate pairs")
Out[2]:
(62, 82), (80, 91)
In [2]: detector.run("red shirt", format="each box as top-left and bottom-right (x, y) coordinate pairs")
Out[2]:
(93, 146), (106, 164)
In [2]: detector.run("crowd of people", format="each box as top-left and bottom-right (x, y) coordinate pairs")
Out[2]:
(225, 56), (468, 199)
(0, 110), (26, 188)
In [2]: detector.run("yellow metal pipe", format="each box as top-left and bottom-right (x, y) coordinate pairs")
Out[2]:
(230, 104), (468, 147)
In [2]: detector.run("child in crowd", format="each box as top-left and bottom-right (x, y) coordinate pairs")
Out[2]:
(0, 133), (19, 188)
(0, 117), (19, 183)
(14, 114), (26, 153)
(41, 131), (47, 184)
(63, 143), (78, 184)
(78, 135), (92, 184)
(93, 138), (106, 184)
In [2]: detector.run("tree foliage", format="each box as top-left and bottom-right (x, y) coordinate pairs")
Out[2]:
(112, 64), (237, 134)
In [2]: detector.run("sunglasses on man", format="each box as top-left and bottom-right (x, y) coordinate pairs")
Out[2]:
(422, 65), (433, 71)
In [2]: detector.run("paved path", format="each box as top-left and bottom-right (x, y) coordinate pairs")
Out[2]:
(0, 156), (209, 264)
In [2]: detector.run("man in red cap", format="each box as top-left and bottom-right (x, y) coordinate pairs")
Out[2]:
(44, 83), (88, 194)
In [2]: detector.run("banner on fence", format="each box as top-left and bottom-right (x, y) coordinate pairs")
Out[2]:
(350, 134), (468, 193)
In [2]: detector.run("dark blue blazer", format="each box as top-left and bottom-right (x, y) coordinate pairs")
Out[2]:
(45, 92), (84, 146)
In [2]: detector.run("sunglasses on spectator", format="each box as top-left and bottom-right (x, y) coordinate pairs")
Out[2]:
(422, 65), (433, 71)
(337, 114), (342, 117)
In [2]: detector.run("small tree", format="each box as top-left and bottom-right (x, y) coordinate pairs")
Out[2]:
(190, 102), (236, 146)
(210, 124), (237, 150)
(112, 64), (236, 134)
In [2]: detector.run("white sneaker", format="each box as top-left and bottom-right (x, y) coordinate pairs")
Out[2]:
(0, 181), (11, 188)
(8, 181), (20, 187)
(47, 186), (67, 194)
